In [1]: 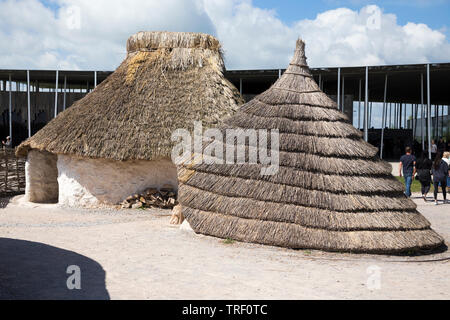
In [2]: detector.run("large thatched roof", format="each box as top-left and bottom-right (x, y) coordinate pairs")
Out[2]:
(177, 39), (444, 254)
(16, 31), (244, 160)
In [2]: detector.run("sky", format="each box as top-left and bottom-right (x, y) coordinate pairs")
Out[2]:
(0, 0), (450, 71)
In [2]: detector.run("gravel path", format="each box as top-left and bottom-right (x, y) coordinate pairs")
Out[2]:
(0, 194), (449, 300)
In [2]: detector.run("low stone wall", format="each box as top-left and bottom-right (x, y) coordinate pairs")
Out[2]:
(57, 155), (177, 207)
(25, 150), (58, 203)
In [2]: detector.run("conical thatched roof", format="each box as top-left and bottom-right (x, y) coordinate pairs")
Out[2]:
(177, 39), (444, 254)
(16, 31), (243, 160)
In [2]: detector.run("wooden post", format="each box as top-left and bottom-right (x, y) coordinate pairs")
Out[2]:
(8, 74), (12, 144)
(15, 156), (20, 192)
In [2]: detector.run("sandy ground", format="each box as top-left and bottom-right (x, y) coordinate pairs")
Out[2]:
(0, 194), (449, 300)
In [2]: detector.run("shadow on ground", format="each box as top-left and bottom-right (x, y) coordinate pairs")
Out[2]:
(0, 238), (110, 300)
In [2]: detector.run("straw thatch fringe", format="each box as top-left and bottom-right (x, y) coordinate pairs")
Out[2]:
(257, 89), (336, 108)
(241, 99), (348, 121)
(278, 152), (391, 175)
(204, 131), (378, 158)
(271, 78), (318, 93)
(179, 185), (429, 231)
(127, 31), (221, 53)
(227, 113), (363, 138)
(280, 133), (378, 157)
(127, 47), (223, 73)
(186, 163), (404, 194)
(180, 148), (392, 176)
(182, 171), (416, 212)
(183, 208), (443, 253)
(17, 31), (243, 160)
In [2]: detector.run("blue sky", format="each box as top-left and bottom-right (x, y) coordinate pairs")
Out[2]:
(254, 0), (450, 37)
(36, 0), (450, 38)
(2, 1), (450, 70)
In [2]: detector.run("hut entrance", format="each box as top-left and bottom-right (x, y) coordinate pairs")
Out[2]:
(25, 150), (59, 203)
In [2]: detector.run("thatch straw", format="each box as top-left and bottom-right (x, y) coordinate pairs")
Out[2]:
(178, 38), (444, 254)
(16, 31), (244, 160)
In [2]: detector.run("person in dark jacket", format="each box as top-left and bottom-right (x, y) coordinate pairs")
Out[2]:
(399, 147), (416, 197)
(432, 152), (449, 205)
(415, 151), (433, 201)
(437, 138), (446, 154)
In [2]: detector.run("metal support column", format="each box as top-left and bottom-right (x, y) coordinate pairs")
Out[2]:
(341, 75), (345, 114)
(27, 70), (31, 138)
(380, 74), (388, 159)
(421, 74), (425, 150)
(364, 67), (369, 142)
(94, 71), (97, 87)
(427, 64), (432, 159)
(63, 76), (67, 111)
(413, 103), (418, 141)
(435, 105), (438, 138)
(8, 74), (12, 143)
(337, 68), (341, 111)
(239, 78), (242, 95)
(54, 70), (59, 118)
(358, 79), (361, 129)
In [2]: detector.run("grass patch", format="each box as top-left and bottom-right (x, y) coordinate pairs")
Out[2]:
(395, 177), (423, 193)
(395, 176), (449, 194)
(222, 238), (235, 245)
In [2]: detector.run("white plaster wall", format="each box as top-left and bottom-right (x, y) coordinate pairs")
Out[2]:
(57, 155), (178, 207)
(25, 150), (59, 203)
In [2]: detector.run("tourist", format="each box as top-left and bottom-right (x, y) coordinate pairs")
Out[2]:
(431, 140), (438, 160)
(443, 152), (450, 190)
(416, 151), (433, 202)
(399, 146), (416, 197)
(2, 136), (11, 149)
(431, 152), (449, 205)
(438, 138), (446, 154)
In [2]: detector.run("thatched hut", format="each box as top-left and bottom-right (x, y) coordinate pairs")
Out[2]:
(16, 31), (243, 207)
(177, 39), (444, 254)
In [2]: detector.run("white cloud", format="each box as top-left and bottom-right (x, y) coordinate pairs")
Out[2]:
(0, 0), (449, 70)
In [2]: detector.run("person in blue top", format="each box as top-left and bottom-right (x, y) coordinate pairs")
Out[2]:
(399, 147), (416, 197)
(432, 152), (449, 205)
